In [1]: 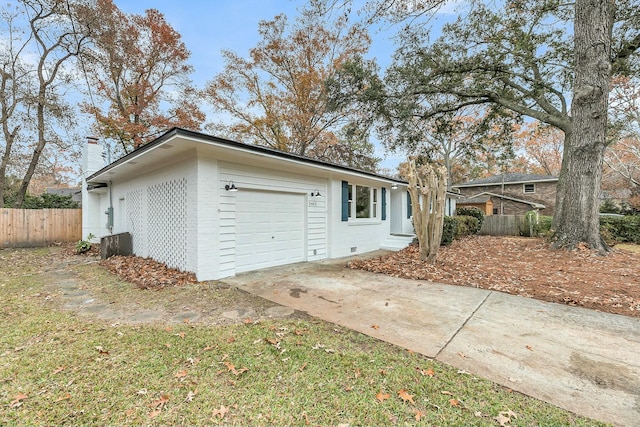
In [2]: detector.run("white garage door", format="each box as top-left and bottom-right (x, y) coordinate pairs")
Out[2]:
(235, 191), (305, 273)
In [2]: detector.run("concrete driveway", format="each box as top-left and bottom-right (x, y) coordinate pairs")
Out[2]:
(223, 254), (640, 427)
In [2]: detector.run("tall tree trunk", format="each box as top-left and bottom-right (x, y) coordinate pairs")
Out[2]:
(553, 0), (614, 252)
(15, 95), (46, 208)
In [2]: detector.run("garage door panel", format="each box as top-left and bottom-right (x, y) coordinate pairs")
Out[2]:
(235, 191), (305, 273)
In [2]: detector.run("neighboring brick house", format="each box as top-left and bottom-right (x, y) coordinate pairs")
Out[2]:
(452, 173), (559, 216)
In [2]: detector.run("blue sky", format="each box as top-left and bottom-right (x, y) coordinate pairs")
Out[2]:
(113, 1), (457, 171)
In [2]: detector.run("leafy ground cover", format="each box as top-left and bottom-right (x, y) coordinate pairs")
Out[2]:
(350, 236), (640, 318)
(0, 246), (607, 426)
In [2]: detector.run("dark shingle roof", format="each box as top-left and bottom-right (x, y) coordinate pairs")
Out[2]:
(454, 173), (558, 188)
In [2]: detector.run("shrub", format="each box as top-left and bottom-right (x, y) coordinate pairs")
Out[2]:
(441, 216), (455, 246)
(599, 215), (640, 244)
(454, 215), (479, 238)
(521, 212), (554, 237)
(75, 233), (96, 254)
(456, 206), (484, 233)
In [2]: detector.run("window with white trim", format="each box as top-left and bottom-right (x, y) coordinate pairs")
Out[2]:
(350, 184), (378, 219)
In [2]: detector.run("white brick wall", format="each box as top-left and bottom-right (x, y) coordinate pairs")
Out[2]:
(85, 139), (405, 281)
(326, 178), (392, 258)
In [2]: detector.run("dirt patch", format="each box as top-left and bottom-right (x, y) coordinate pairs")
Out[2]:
(35, 245), (302, 326)
(349, 236), (640, 318)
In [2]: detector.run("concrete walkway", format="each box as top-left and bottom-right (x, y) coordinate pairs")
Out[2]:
(223, 256), (640, 427)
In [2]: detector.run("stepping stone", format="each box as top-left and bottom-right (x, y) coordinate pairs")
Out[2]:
(128, 310), (163, 323)
(64, 290), (88, 298)
(222, 308), (255, 319)
(82, 304), (110, 314)
(172, 312), (200, 323)
(265, 306), (294, 317)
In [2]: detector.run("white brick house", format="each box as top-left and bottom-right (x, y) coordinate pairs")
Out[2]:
(82, 128), (456, 281)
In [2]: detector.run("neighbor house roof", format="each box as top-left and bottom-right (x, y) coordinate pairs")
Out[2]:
(464, 191), (546, 209)
(453, 173), (558, 188)
(87, 127), (407, 186)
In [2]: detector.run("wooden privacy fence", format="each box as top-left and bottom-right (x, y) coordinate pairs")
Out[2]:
(479, 215), (526, 236)
(0, 209), (82, 248)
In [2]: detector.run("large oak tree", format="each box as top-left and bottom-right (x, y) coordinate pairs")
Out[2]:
(325, 0), (640, 251)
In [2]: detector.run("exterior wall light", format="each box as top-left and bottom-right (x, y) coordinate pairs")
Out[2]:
(310, 189), (322, 197)
(225, 181), (238, 191)
(391, 183), (398, 190)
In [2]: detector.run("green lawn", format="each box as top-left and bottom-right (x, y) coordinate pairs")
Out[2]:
(0, 248), (608, 426)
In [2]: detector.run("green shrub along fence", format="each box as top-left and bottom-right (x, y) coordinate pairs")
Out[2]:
(485, 212), (640, 245)
(441, 207), (487, 246)
(600, 215), (640, 244)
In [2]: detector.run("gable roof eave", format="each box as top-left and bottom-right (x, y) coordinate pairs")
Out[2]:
(465, 191), (546, 209)
(452, 173), (559, 188)
(86, 127), (408, 186)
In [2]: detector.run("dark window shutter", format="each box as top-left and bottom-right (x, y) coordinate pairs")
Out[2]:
(341, 181), (349, 221)
(406, 191), (412, 219)
(381, 188), (387, 220)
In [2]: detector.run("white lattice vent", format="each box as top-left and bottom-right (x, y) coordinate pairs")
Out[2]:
(147, 178), (188, 271)
(126, 189), (142, 254)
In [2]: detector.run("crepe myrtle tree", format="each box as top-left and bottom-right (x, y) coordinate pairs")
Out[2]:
(400, 157), (447, 263)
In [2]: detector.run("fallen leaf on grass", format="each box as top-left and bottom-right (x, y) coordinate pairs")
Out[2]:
(449, 398), (460, 407)
(185, 390), (197, 402)
(52, 366), (66, 374)
(212, 404), (229, 419)
(9, 392), (27, 407)
(414, 410), (427, 421)
(495, 410), (519, 426)
(397, 389), (415, 404)
(224, 361), (248, 376)
(149, 409), (161, 419)
(376, 391), (391, 402)
(148, 394), (170, 409)
(174, 370), (187, 379)
(417, 367), (435, 377)
(94, 346), (109, 355)
(55, 393), (71, 402)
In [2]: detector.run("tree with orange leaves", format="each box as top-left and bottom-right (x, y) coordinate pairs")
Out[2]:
(514, 122), (563, 176)
(81, 0), (204, 157)
(203, 7), (377, 171)
(605, 76), (640, 210)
